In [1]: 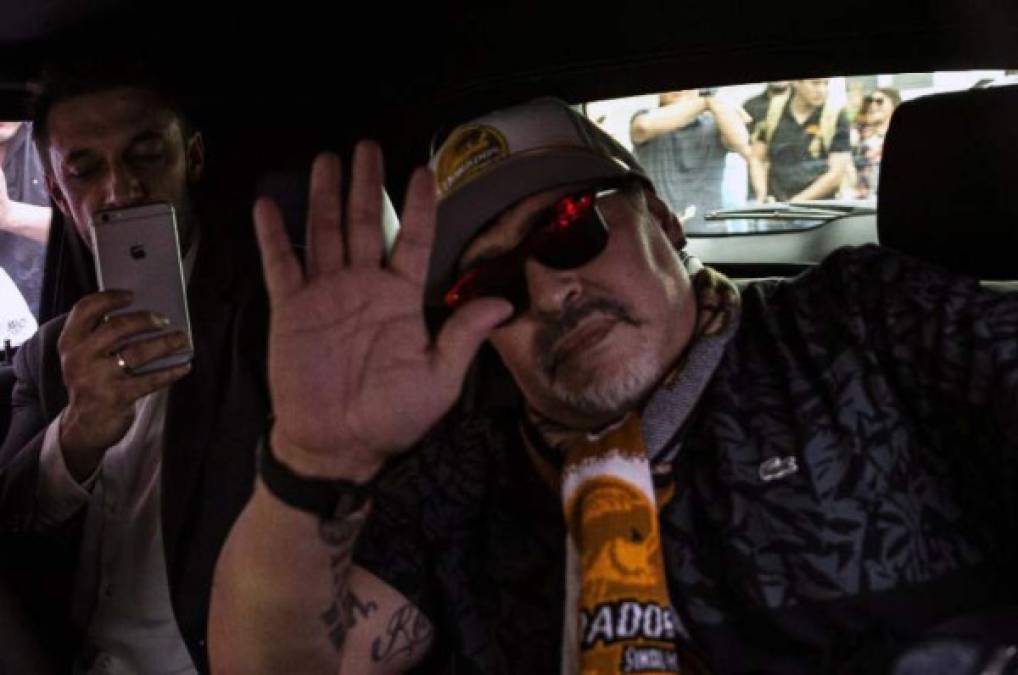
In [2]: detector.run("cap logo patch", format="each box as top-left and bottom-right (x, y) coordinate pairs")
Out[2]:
(435, 125), (509, 197)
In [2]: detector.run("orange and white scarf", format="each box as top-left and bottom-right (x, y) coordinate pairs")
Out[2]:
(527, 258), (739, 674)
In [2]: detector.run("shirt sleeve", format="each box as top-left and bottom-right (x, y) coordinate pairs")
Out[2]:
(629, 109), (651, 145)
(743, 95), (766, 128)
(36, 409), (99, 529)
(818, 244), (1018, 446)
(830, 111), (851, 153)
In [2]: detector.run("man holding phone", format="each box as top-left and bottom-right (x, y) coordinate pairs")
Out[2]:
(0, 62), (269, 674)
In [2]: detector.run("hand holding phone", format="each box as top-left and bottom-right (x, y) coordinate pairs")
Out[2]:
(57, 291), (192, 479)
(91, 202), (193, 374)
(55, 203), (195, 478)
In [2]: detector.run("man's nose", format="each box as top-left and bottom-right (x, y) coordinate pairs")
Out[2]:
(103, 165), (147, 208)
(524, 258), (582, 315)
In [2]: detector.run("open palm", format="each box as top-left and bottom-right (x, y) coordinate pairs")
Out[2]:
(254, 143), (510, 479)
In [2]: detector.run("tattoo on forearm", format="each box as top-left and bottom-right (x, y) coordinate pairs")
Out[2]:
(321, 589), (379, 650)
(317, 510), (370, 651)
(370, 604), (433, 663)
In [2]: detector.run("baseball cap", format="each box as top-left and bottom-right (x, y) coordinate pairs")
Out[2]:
(424, 97), (649, 307)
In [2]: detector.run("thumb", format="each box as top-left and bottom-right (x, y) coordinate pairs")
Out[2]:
(432, 297), (513, 384)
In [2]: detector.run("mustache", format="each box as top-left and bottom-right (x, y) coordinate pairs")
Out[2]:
(535, 297), (639, 374)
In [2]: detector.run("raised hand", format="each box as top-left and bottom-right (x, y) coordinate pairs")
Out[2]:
(255, 142), (511, 481)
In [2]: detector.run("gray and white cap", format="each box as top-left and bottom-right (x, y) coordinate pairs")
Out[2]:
(425, 97), (649, 307)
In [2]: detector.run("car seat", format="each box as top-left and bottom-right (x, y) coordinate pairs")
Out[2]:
(878, 84), (1018, 280)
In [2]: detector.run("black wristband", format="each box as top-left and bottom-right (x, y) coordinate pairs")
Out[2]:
(258, 437), (373, 520)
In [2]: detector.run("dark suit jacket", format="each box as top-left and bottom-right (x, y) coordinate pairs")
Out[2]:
(0, 233), (270, 674)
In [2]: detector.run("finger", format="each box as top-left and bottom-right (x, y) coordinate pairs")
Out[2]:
(346, 140), (385, 266)
(254, 197), (303, 301)
(121, 362), (193, 399)
(388, 167), (437, 286)
(90, 311), (171, 355)
(60, 290), (135, 347)
(432, 297), (514, 385)
(116, 331), (190, 372)
(305, 152), (344, 275)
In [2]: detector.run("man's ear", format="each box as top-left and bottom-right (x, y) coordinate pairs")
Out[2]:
(645, 190), (686, 250)
(185, 132), (205, 184)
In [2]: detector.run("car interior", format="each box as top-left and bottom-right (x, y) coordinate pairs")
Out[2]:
(1, 0), (1017, 669)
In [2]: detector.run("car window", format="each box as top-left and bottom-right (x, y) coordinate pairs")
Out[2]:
(1, 119), (51, 348)
(583, 70), (1011, 236)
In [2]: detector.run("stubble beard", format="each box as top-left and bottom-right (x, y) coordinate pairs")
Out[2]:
(536, 296), (660, 421)
(549, 343), (660, 419)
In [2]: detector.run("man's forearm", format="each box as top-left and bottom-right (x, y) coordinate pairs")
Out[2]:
(706, 97), (751, 156)
(209, 480), (367, 675)
(793, 153), (849, 201)
(748, 157), (769, 201)
(631, 97), (708, 144)
(792, 168), (842, 201)
(1, 202), (52, 244)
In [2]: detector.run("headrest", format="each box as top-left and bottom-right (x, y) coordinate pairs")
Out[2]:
(878, 85), (1018, 279)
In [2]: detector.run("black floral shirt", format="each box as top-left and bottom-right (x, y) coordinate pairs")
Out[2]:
(354, 245), (1018, 674)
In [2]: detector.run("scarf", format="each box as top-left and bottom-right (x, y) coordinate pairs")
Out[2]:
(524, 257), (740, 674)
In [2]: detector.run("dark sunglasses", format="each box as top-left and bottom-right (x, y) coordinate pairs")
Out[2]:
(443, 186), (619, 313)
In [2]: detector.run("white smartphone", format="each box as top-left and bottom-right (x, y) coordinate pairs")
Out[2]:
(91, 202), (193, 374)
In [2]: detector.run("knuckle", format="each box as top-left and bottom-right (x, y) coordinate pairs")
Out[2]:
(108, 313), (140, 334)
(105, 313), (129, 330)
(132, 338), (168, 363)
(77, 292), (113, 319)
(157, 334), (177, 352)
(166, 332), (188, 350)
(147, 334), (183, 358)
(72, 295), (97, 316)
(97, 319), (123, 340)
(104, 314), (155, 343)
